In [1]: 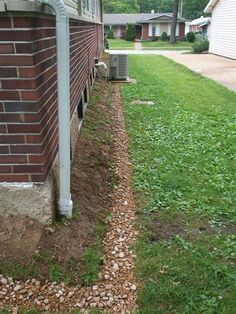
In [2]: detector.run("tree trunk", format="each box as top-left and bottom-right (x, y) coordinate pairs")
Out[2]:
(170, 0), (179, 45)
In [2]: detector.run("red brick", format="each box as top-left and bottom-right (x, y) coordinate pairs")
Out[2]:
(0, 29), (55, 42)
(0, 155), (27, 164)
(31, 174), (46, 182)
(0, 146), (9, 153)
(4, 101), (39, 113)
(10, 145), (42, 154)
(19, 56), (56, 78)
(13, 164), (44, 174)
(0, 124), (7, 133)
(15, 38), (56, 54)
(26, 134), (42, 144)
(0, 55), (34, 66)
(33, 47), (56, 65)
(1, 79), (37, 89)
(0, 68), (17, 78)
(18, 67), (36, 78)
(21, 90), (41, 101)
(179, 23), (185, 39)
(0, 135), (25, 144)
(0, 44), (14, 54)
(0, 165), (12, 173)
(0, 91), (20, 101)
(0, 174), (29, 182)
(28, 155), (44, 163)
(0, 18), (11, 28)
(7, 124), (41, 134)
(13, 17), (55, 28)
(0, 113), (25, 123)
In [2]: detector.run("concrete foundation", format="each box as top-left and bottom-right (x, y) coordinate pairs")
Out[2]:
(0, 176), (55, 225)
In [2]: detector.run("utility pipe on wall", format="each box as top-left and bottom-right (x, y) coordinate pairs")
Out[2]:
(37, 0), (73, 218)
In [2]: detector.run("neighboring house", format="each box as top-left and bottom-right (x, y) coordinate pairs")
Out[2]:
(186, 16), (211, 40)
(205, 0), (236, 59)
(0, 0), (103, 223)
(104, 13), (186, 40)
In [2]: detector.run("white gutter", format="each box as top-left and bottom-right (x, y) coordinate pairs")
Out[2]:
(204, 0), (219, 13)
(36, 0), (73, 218)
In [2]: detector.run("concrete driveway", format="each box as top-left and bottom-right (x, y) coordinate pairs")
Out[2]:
(166, 53), (236, 92)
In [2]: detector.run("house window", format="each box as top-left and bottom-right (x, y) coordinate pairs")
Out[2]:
(82, 0), (98, 17)
(152, 24), (156, 37)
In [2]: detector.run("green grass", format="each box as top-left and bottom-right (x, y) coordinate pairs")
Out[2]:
(141, 40), (192, 50)
(121, 55), (236, 313)
(108, 39), (135, 50)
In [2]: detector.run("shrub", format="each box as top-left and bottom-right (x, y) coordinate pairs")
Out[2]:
(104, 38), (109, 49)
(161, 32), (168, 41)
(151, 36), (159, 41)
(192, 39), (209, 53)
(124, 24), (136, 41)
(107, 29), (114, 39)
(186, 32), (196, 43)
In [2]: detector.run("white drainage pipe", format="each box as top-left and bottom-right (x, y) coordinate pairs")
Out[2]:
(37, 0), (73, 218)
(95, 62), (108, 70)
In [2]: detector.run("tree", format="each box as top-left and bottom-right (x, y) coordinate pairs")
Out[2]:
(104, 0), (140, 13)
(170, 0), (179, 44)
(182, 0), (209, 19)
(124, 24), (136, 41)
(137, 0), (172, 13)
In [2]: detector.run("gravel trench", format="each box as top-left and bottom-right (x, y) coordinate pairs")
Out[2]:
(0, 84), (137, 313)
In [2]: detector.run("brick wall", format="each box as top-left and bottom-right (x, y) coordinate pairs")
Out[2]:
(0, 15), (103, 183)
(179, 23), (185, 39)
(142, 24), (149, 40)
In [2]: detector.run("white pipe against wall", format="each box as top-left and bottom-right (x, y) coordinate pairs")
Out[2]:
(36, 0), (73, 218)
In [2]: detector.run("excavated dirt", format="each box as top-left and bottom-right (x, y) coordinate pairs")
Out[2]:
(0, 71), (115, 279)
(0, 73), (138, 313)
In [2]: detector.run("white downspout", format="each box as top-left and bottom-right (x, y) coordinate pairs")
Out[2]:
(37, 0), (73, 218)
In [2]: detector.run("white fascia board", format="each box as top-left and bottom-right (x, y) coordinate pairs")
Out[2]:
(0, 1), (6, 12)
(204, 0), (219, 13)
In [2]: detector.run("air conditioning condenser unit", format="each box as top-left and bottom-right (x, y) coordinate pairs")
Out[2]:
(109, 52), (128, 81)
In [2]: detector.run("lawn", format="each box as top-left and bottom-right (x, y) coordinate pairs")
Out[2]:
(121, 56), (236, 313)
(108, 39), (135, 50)
(141, 40), (192, 50)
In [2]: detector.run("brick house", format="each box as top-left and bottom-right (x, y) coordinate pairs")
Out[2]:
(0, 0), (103, 223)
(104, 13), (186, 40)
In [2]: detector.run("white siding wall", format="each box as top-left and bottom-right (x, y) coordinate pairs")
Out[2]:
(210, 0), (236, 59)
(61, 0), (102, 22)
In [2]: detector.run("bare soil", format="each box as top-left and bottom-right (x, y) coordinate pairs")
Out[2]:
(150, 220), (236, 242)
(0, 68), (115, 282)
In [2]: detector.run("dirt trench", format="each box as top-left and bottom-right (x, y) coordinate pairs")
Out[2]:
(0, 73), (137, 313)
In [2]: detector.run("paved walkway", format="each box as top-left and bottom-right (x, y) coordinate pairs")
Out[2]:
(106, 49), (187, 56)
(134, 42), (142, 51)
(166, 53), (236, 92)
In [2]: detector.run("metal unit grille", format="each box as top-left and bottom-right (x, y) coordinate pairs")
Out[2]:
(109, 53), (128, 80)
